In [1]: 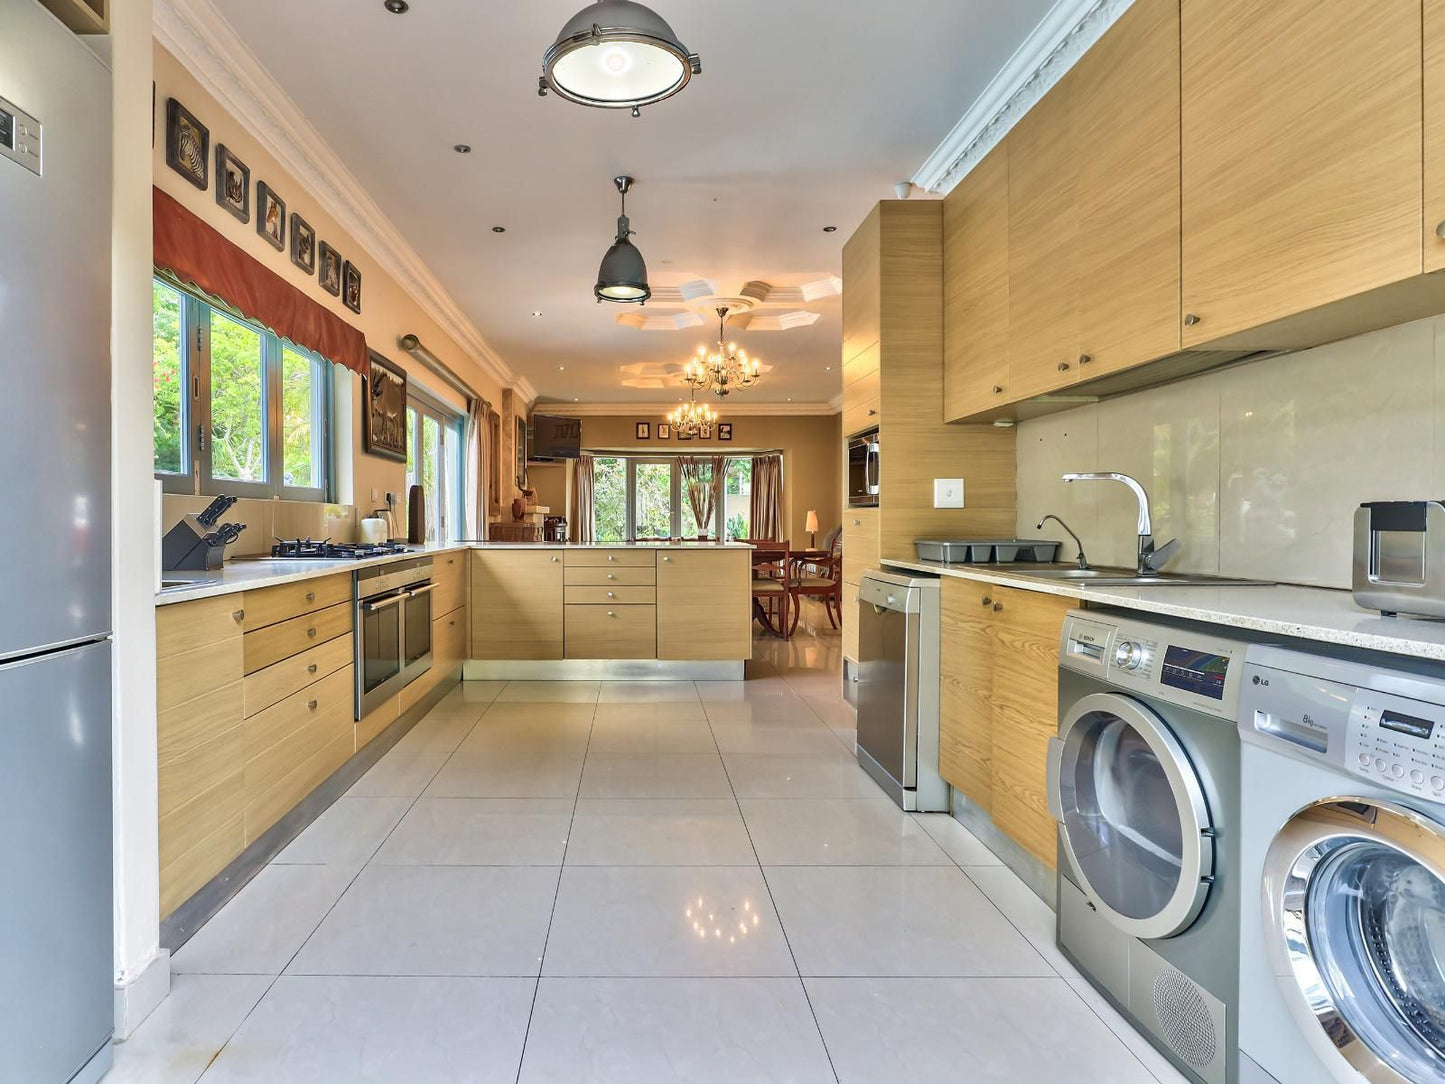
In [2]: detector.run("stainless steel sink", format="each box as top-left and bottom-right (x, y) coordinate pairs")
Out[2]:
(159, 577), (219, 591)
(1020, 566), (1269, 587)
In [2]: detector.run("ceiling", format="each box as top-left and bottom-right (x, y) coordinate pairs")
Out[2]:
(207, 0), (1058, 407)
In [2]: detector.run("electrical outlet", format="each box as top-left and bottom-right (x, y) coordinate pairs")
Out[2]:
(370, 488), (379, 503)
(934, 478), (965, 509)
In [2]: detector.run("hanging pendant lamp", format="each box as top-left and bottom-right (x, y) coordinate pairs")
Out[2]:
(539, 0), (701, 117)
(596, 176), (650, 305)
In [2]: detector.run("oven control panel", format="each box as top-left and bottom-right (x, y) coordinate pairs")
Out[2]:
(1347, 692), (1445, 800)
(0, 94), (41, 175)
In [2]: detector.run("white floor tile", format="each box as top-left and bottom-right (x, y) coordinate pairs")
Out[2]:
(372, 798), (574, 866)
(106, 974), (270, 1084)
(697, 679), (806, 703)
(496, 681), (600, 703)
(703, 700), (819, 725)
(288, 865), (559, 977)
(544, 866), (796, 977)
(566, 799), (755, 866)
(439, 680), (508, 706)
(597, 681), (702, 704)
(425, 751), (585, 798)
(390, 712), (480, 753)
(765, 865), (1053, 978)
(724, 751), (882, 799)
(347, 750), (449, 798)
(273, 796), (412, 868)
(911, 813), (1005, 867)
(710, 721), (855, 756)
(199, 975), (533, 1083)
(519, 978), (834, 1083)
(741, 798), (951, 865)
(587, 716), (717, 755)
(579, 752), (733, 799)
(807, 976), (1158, 1083)
(170, 865), (356, 976)
(592, 700), (708, 724)
(456, 712), (594, 756)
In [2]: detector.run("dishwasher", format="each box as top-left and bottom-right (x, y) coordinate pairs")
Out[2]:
(855, 569), (949, 811)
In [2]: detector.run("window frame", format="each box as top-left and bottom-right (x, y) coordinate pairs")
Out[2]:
(153, 277), (333, 502)
(405, 386), (466, 544)
(591, 454), (742, 542)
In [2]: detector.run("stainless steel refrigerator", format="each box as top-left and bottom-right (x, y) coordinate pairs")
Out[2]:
(0, 1), (114, 1081)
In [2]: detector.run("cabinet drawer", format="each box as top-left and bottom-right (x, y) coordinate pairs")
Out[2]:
(242, 573), (351, 632)
(564, 604), (656, 659)
(243, 602), (352, 675)
(564, 565), (656, 587)
(244, 664), (355, 764)
(432, 551), (467, 616)
(244, 634), (354, 717)
(842, 396), (880, 438)
(157, 637), (243, 715)
(156, 595), (244, 658)
(566, 549), (656, 567)
(157, 681), (243, 819)
(841, 507), (880, 587)
(565, 585), (656, 606)
(246, 728), (351, 843)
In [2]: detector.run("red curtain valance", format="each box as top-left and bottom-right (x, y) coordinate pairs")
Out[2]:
(152, 186), (368, 376)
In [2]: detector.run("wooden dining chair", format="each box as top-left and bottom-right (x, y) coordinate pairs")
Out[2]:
(788, 531), (843, 634)
(745, 538), (793, 638)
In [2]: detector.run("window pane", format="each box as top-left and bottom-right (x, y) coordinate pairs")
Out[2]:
(681, 460), (715, 539)
(725, 459), (752, 540)
(593, 457), (626, 542)
(153, 281), (185, 475)
(281, 347), (322, 489)
(405, 406), (418, 494)
(634, 461), (674, 540)
(422, 413), (441, 544)
(209, 312), (265, 482)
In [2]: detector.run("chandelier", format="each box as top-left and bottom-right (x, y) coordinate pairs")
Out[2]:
(668, 392), (717, 438)
(683, 306), (761, 398)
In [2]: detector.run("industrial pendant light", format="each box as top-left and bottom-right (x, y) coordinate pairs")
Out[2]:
(595, 176), (650, 305)
(539, 0), (701, 117)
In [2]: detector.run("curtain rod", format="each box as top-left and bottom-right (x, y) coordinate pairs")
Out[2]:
(584, 448), (784, 456)
(399, 333), (483, 404)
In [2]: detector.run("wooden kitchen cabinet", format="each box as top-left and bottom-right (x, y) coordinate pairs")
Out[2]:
(938, 579), (997, 813)
(1180, 0), (1423, 346)
(470, 549), (564, 659)
(1427, 0), (1445, 272)
(942, 142), (1011, 421)
(656, 549), (752, 660)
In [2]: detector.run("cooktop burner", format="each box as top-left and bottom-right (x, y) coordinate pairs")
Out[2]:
(271, 538), (411, 560)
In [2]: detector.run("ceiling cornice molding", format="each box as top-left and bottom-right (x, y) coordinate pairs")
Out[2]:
(154, 0), (522, 395)
(548, 401), (841, 417)
(911, 0), (1135, 195)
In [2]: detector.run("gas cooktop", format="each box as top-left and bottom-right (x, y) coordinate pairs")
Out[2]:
(269, 538), (411, 560)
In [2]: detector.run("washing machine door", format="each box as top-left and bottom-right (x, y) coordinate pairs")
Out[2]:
(1051, 691), (1214, 941)
(1263, 799), (1445, 1084)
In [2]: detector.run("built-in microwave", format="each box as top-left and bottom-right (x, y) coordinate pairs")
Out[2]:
(848, 428), (880, 507)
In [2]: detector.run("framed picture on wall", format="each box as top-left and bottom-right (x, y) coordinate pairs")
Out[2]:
(290, 214), (316, 274)
(165, 98), (209, 191)
(676, 428), (693, 441)
(362, 351), (408, 462)
(342, 260), (363, 314)
(318, 242), (342, 296)
(658, 423), (671, 440)
(515, 416), (528, 489)
(214, 144), (249, 222)
(718, 422), (733, 441)
(256, 181), (286, 251)
(635, 422), (650, 440)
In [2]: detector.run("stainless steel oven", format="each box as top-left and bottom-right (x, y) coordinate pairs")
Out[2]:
(847, 428), (880, 507)
(355, 557), (434, 719)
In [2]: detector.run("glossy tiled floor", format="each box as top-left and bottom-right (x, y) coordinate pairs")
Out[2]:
(110, 603), (1187, 1083)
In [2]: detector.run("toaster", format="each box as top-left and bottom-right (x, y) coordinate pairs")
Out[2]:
(1353, 500), (1445, 618)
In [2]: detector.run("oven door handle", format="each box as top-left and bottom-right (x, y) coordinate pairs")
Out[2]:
(361, 592), (407, 612)
(406, 583), (437, 597)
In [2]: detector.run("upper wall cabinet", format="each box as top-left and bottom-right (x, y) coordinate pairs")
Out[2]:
(942, 144), (1010, 421)
(1180, 0), (1423, 347)
(1426, 0), (1445, 272)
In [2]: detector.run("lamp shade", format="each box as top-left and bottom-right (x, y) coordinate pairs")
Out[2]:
(805, 510), (820, 534)
(542, 0), (701, 111)
(595, 228), (650, 303)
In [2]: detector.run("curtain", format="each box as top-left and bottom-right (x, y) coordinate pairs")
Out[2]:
(464, 396), (490, 540)
(679, 455), (726, 537)
(750, 454), (783, 541)
(573, 454), (596, 544)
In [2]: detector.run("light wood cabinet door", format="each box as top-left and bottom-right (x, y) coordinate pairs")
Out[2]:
(565, 605), (657, 660)
(989, 586), (1071, 869)
(938, 579), (996, 812)
(470, 550), (565, 659)
(1073, 0), (1182, 378)
(656, 549), (751, 660)
(842, 206), (882, 365)
(1007, 74), (1080, 400)
(1181, 0), (1422, 345)
(1427, 0), (1445, 271)
(943, 142), (1011, 421)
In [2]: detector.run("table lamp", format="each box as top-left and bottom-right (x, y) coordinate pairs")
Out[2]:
(806, 509), (819, 549)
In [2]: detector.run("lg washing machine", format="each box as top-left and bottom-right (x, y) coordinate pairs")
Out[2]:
(1238, 643), (1445, 1084)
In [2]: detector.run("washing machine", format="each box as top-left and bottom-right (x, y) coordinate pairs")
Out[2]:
(1238, 644), (1445, 1084)
(1050, 609), (1259, 1084)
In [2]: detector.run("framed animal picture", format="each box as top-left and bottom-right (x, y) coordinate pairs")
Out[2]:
(362, 351), (408, 462)
(214, 144), (249, 222)
(342, 260), (362, 314)
(256, 182), (286, 251)
(635, 422), (650, 440)
(165, 99), (209, 191)
(657, 423), (671, 440)
(717, 422), (733, 441)
(318, 242), (342, 296)
(290, 214), (316, 274)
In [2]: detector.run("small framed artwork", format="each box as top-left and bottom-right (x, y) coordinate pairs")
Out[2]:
(718, 423), (733, 441)
(214, 144), (249, 222)
(699, 421), (713, 440)
(657, 423), (671, 440)
(342, 260), (363, 314)
(256, 182), (286, 251)
(635, 422), (650, 440)
(290, 214), (316, 274)
(165, 99), (209, 191)
(676, 428), (693, 441)
(362, 351), (408, 462)
(318, 242), (342, 296)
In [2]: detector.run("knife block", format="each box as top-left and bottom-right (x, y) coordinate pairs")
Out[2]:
(161, 514), (227, 572)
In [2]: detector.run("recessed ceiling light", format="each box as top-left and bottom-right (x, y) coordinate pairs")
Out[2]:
(823, 225), (837, 233)
(492, 226), (506, 233)
(559, 365), (565, 371)
(383, 0), (408, 13)
(454, 144), (472, 154)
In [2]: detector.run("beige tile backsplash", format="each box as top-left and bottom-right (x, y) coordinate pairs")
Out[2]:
(161, 495), (357, 560)
(1015, 315), (1442, 589)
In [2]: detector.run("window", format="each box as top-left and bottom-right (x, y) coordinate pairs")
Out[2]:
(589, 455), (747, 542)
(152, 277), (332, 501)
(404, 390), (465, 544)
(724, 459), (752, 540)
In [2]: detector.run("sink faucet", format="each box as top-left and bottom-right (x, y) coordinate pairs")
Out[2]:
(1060, 472), (1180, 576)
(1036, 514), (1089, 569)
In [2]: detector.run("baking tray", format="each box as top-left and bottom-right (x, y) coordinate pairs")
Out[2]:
(914, 539), (1062, 565)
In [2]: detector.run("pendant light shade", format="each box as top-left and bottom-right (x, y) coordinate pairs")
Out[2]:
(540, 0), (701, 114)
(596, 176), (650, 305)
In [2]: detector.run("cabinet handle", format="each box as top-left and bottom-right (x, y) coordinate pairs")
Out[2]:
(1078, 354), (1092, 366)
(449, 620), (456, 627)
(607, 555), (616, 562)
(866, 408), (878, 416)
(992, 385), (1003, 395)
(607, 592), (616, 598)
(551, 556), (561, 563)
(305, 591), (315, 602)
(232, 609), (244, 622)
(307, 663), (318, 674)
(981, 596), (992, 607)
(306, 627), (317, 638)
(607, 573), (616, 580)
(307, 699), (318, 711)
(1057, 361), (1071, 372)
(607, 610), (616, 617)
(993, 602), (1004, 612)
(662, 555), (672, 562)
(1184, 313), (1201, 327)
(852, 519), (861, 527)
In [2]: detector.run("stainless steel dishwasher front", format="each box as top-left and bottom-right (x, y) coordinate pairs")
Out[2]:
(855, 569), (948, 811)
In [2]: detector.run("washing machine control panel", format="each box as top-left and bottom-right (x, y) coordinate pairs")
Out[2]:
(1347, 694), (1445, 799)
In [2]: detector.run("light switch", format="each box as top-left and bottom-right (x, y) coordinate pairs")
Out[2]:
(934, 478), (965, 509)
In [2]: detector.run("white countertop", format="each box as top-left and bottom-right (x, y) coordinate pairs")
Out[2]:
(469, 542), (756, 550)
(881, 557), (1445, 663)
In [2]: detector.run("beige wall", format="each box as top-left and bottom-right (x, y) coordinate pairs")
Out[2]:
(152, 45), (519, 521)
(578, 413), (843, 543)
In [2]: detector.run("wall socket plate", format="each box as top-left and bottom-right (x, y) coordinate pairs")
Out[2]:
(934, 478), (965, 509)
